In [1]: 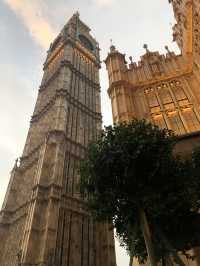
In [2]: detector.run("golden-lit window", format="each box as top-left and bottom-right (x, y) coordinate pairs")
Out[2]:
(151, 106), (161, 114)
(182, 109), (200, 132)
(164, 103), (175, 110)
(173, 86), (187, 101)
(159, 87), (172, 104)
(145, 89), (159, 107)
(152, 114), (166, 129)
(158, 85), (176, 114)
(167, 112), (186, 135)
(178, 99), (190, 107)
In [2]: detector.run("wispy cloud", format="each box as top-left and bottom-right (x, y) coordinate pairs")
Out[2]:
(92, 0), (115, 7)
(3, 0), (56, 49)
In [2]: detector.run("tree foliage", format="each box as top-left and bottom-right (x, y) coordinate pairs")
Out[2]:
(80, 119), (200, 263)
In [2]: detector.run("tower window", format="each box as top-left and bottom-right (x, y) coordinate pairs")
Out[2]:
(78, 34), (94, 51)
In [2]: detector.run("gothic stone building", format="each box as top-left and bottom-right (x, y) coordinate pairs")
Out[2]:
(105, 0), (200, 265)
(0, 13), (116, 266)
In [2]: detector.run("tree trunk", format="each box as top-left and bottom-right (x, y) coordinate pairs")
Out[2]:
(165, 255), (174, 266)
(162, 256), (166, 266)
(139, 208), (157, 266)
(129, 255), (133, 266)
(156, 226), (185, 266)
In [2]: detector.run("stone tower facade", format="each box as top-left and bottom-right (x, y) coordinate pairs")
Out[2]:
(105, 0), (200, 265)
(0, 13), (116, 266)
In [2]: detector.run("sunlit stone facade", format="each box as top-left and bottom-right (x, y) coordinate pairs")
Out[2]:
(0, 13), (116, 266)
(105, 0), (200, 265)
(105, 1), (200, 136)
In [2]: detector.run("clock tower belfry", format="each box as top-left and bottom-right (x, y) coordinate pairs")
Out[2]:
(0, 13), (116, 266)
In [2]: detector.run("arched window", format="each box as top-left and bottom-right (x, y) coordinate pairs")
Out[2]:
(79, 34), (94, 51)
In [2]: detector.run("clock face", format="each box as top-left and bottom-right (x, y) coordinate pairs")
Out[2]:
(78, 34), (94, 51)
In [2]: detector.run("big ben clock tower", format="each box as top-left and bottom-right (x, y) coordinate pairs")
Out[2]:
(0, 12), (116, 266)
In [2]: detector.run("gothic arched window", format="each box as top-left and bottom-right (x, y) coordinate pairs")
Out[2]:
(79, 34), (94, 51)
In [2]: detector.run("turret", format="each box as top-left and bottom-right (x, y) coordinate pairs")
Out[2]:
(105, 45), (135, 123)
(170, 0), (193, 57)
(104, 44), (127, 86)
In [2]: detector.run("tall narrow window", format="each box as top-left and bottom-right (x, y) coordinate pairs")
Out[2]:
(145, 88), (161, 114)
(152, 114), (166, 129)
(168, 112), (186, 135)
(173, 86), (187, 101)
(158, 85), (175, 112)
(182, 109), (200, 132)
(145, 90), (158, 107)
(159, 87), (172, 104)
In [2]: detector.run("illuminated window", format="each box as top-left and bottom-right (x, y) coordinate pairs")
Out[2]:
(173, 86), (187, 101)
(182, 109), (200, 132)
(159, 87), (172, 104)
(164, 103), (175, 111)
(151, 106), (161, 114)
(145, 89), (162, 115)
(152, 114), (166, 129)
(145, 89), (159, 107)
(178, 99), (190, 107)
(168, 112), (186, 135)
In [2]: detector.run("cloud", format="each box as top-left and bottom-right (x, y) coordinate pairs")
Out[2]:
(92, 0), (115, 7)
(3, 0), (56, 49)
(0, 63), (36, 155)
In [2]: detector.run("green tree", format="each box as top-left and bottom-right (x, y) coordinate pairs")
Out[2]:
(80, 119), (200, 265)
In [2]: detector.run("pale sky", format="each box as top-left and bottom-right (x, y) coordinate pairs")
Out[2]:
(0, 0), (179, 265)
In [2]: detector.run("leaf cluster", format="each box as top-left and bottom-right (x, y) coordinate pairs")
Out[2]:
(80, 119), (200, 263)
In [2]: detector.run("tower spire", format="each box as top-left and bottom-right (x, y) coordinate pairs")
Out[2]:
(109, 39), (116, 53)
(143, 43), (150, 54)
(74, 10), (80, 17)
